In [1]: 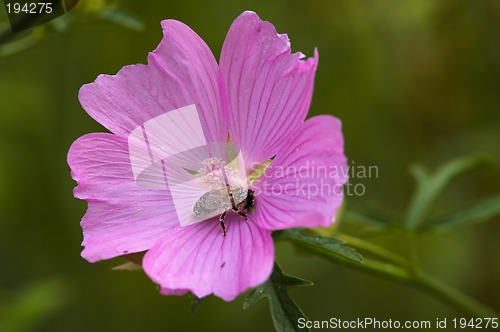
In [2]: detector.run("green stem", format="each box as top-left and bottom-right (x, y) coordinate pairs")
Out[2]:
(335, 232), (411, 267)
(406, 231), (420, 275)
(414, 271), (499, 319)
(282, 239), (499, 318)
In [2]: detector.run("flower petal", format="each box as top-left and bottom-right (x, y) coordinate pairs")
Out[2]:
(220, 11), (318, 166)
(143, 215), (274, 301)
(79, 20), (227, 143)
(68, 133), (178, 262)
(251, 115), (348, 230)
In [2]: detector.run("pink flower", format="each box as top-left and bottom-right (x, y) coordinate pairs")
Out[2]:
(68, 11), (347, 301)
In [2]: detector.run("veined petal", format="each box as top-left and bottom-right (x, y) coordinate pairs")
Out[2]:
(143, 215), (274, 301)
(251, 115), (348, 230)
(79, 20), (228, 143)
(68, 133), (178, 262)
(220, 11), (318, 167)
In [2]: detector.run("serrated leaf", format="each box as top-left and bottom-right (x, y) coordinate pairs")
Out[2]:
(243, 263), (312, 332)
(419, 195), (500, 232)
(273, 228), (363, 262)
(405, 154), (489, 229)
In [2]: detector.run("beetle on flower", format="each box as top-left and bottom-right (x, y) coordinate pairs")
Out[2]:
(68, 11), (347, 301)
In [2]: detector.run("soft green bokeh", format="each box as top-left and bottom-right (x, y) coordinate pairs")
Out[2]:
(1, 0), (499, 331)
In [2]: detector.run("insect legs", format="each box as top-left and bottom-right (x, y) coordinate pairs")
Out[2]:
(219, 210), (227, 236)
(232, 207), (248, 221)
(218, 207), (249, 236)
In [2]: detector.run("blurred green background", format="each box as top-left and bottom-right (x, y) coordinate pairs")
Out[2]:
(1, 0), (499, 331)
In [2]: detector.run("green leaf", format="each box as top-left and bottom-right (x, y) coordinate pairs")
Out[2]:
(112, 261), (141, 270)
(419, 195), (500, 232)
(243, 263), (312, 332)
(99, 8), (144, 31)
(404, 154), (489, 230)
(49, 14), (73, 32)
(273, 228), (363, 262)
(227, 133), (237, 168)
(0, 281), (67, 332)
(248, 158), (273, 184)
(0, 28), (45, 57)
(339, 210), (393, 236)
(182, 167), (200, 176)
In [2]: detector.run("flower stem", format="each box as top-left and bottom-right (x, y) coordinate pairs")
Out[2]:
(414, 271), (499, 319)
(335, 232), (411, 267)
(285, 238), (499, 318)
